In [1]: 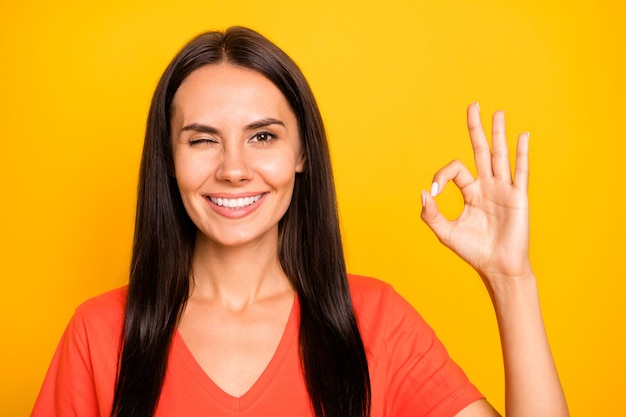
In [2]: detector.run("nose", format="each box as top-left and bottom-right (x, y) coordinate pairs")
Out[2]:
(215, 145), (251, 184)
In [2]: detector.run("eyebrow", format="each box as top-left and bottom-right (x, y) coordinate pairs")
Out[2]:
(180, 118), (285, 134)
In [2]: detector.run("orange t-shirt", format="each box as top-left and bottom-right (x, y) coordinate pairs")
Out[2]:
(31, 275), (483, 416)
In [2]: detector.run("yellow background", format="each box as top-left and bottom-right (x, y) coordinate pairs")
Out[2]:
(1, 0), (624, 415)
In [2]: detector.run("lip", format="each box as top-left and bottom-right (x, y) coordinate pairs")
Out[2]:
(204, 192), (267, 219)
(207, 191), (265, 199)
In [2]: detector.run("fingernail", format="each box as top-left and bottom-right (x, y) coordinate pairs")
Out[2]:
(421, 190), (427, 207)
(476, 101), (480, 113)
(430, 182), (439, 197)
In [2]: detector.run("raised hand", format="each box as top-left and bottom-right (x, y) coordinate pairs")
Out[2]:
(420, 103), (569, 417)
(420, 102), (532, 283)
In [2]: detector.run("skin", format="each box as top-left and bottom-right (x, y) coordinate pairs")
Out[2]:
(171, 63), (569, 415)
(171, 63), (303, 397)
(422, 103), (569, 416)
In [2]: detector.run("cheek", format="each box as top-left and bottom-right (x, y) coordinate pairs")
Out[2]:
(174, 153), (214, 194)
(257, 155), (299, 187)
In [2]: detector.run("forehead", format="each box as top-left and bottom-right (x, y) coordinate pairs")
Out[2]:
(171, 63), (294, 123)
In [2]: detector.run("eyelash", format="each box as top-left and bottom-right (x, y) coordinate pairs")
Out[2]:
(250, 131), (277, 143)
(187, 131), (277, 146)
(188, 138), (217, 146)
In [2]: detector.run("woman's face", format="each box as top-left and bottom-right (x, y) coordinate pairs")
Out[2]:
(170, 63), (305, 249)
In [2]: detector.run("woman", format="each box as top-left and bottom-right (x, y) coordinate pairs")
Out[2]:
(32, 26), (568, 417)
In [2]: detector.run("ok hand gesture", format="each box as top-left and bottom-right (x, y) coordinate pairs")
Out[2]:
(421, 102), (532, 284)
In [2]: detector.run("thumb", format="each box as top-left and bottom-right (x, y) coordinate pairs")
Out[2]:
(420, 190), (452, 245)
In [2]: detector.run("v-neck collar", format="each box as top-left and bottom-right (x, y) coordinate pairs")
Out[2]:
(172, 296), (300, 412)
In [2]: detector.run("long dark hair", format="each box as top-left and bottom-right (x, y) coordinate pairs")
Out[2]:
(111, 26), (370, 417)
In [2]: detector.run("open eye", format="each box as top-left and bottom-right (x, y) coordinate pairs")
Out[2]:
(250, 131), (276, 143)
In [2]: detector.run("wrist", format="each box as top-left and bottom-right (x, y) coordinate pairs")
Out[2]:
(480, 268), (538, 307)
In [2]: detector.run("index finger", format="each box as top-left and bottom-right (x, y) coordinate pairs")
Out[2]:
(467, 102), (493, 178)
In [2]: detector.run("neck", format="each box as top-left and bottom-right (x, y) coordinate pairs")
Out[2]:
(189, 231), (293, 310)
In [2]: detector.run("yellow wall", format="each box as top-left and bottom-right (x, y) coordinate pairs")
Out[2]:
(1, 0), (624, 415)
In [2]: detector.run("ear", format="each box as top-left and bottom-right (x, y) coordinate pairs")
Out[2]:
(295, 151), (306, 173)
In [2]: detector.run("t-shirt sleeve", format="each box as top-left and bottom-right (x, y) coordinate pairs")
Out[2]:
(351, 275), (484, 417)
(381, 285), (484, 416)
(31, 289), (123, 417)
(31, 313), (101, 417)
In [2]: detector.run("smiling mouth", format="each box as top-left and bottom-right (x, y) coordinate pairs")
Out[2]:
(208, 194), (263, 208)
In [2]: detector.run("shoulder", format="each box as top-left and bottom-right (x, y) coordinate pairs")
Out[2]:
(348, 273), (410, 313)
(71, 286), (127, 336)
(348, 273), (394, 300)
(31, 288), (127, 417)
(347, 274), (428, 335)
(347, 273), (444, 356)
(75, 286), (127, 316)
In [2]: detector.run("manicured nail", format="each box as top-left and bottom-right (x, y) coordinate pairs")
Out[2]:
(430, 182), (439, 197)
(421, 190), (427, 207)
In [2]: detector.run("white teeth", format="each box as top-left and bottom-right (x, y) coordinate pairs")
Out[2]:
(210, 194), (262, 208)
